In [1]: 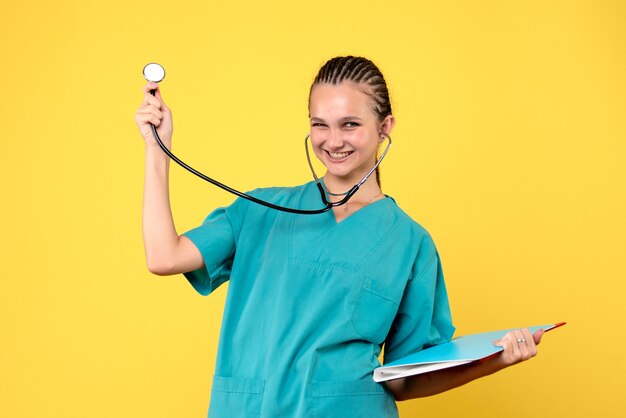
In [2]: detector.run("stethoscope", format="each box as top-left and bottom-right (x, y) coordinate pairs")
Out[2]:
(142, 63), (392, 215)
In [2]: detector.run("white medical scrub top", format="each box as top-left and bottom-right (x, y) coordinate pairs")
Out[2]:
(182, 180), (455, 418)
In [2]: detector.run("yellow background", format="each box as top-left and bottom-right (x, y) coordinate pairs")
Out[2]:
(1, 0), (624, 417)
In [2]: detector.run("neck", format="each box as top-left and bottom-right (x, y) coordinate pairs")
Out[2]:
(322, 172), (382, 202)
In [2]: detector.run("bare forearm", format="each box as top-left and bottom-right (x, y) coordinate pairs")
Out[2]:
(142, 145), (179, 274)
(386, 356), (505, 400)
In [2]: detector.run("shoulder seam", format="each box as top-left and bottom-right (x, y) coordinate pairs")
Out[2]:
(413, 251), (438, 282)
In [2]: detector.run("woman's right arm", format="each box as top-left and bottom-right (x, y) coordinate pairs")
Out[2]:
(135, 82), (204, 276)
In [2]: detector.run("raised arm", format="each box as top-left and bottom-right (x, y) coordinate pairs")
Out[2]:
(384, 328), (544, 400)
(135, 82), (204, 276)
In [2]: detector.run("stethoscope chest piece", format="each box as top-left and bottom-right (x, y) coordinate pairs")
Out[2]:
(143, 63), (166, 83)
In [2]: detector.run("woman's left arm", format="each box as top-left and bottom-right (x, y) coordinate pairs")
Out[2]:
(384, 328), (545, 401)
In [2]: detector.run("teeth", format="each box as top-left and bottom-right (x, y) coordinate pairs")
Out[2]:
(329, 151), (351, 159)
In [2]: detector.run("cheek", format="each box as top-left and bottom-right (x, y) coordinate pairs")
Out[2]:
(353, 133), (378, 150)
(309, 128), (330, 146)
(308, 135), (325, 157)
(363, 141), (382, 162)
(350, 127), (377, 144)
(309, 129), (327, 142)
(343, 130), (362, 140)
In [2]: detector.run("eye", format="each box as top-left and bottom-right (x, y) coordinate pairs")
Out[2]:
(344, 121), (360, 128)
(311, 122), (327, 128)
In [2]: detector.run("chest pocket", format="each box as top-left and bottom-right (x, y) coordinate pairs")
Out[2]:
(287, 206), (407, 344)
(351, 277), (401, 344)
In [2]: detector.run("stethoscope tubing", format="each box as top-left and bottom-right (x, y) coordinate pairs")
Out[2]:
(148, 90), (390, 214)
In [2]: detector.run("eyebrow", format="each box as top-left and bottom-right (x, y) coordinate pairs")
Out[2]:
(310, 116), (363, 122)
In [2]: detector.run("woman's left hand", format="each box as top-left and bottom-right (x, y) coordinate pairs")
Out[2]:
(492, 328), (545, 369)
(386, 327), (548, 400)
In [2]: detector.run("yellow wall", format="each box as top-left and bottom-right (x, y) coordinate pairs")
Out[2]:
(1, 1), (624, 417)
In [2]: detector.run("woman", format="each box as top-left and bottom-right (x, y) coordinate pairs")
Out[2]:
(135, 56), (543, 417)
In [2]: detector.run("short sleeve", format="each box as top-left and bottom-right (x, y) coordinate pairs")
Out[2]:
(382, 251), (455, 364)
(181, 197), (247, 296)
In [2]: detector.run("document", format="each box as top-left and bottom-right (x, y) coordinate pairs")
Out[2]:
(373, 322), (565, 382)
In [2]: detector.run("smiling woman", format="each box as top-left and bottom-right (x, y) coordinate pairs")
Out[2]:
(309, 81), (392, 191)
(309, 56), (394, 189)
(135, 56), (544, 418)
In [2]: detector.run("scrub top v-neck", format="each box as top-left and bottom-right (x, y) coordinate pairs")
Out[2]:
(181, 180), (455, 418)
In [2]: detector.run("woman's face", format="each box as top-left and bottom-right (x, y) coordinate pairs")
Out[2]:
(308, 81), (393, 183)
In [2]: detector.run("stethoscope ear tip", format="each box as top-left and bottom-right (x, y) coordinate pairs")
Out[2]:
(143, 63), (166, 83)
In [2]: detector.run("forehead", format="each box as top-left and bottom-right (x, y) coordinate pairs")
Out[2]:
(309, 81), (374, 117)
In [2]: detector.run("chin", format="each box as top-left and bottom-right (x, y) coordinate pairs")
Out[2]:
(326, 168), (364, 183)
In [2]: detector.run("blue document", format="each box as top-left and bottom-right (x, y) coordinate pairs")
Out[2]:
(373, 323), (564, 382)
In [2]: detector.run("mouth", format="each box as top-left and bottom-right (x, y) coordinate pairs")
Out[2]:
(325, 150), (353, 162)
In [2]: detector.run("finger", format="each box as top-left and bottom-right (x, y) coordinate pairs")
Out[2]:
(141, 87), (163, 105)
(512, 329), (525, 360)
(496, 333), (515, 364)
(533, 328), (545, 345)
(144, 104), (163, 120)
(142, 83), (166, 106)
(521, 328), (536, 357)
(521, 328), (533, 345)
(142, 82), (160, 94)
(153, 86), (164, 101)
(136, 112), (161, 127)
(135, 105), (162, 123)
(148, 114), (161, 127)
(143, 83), (164, 102)
(136, 105), (163, 122)
(139, 92), (162, 109)
(145, 92), (162, 108)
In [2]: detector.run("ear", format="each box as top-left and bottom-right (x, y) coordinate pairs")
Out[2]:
(379, 115), (396, 140)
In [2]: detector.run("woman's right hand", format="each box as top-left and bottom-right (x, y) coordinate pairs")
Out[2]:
(135, 82), (173, 149)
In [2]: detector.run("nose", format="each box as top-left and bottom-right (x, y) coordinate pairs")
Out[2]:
(326, 129), (344, 149)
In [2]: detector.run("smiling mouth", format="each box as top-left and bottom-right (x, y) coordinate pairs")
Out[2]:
(326, 150), (353, 160)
